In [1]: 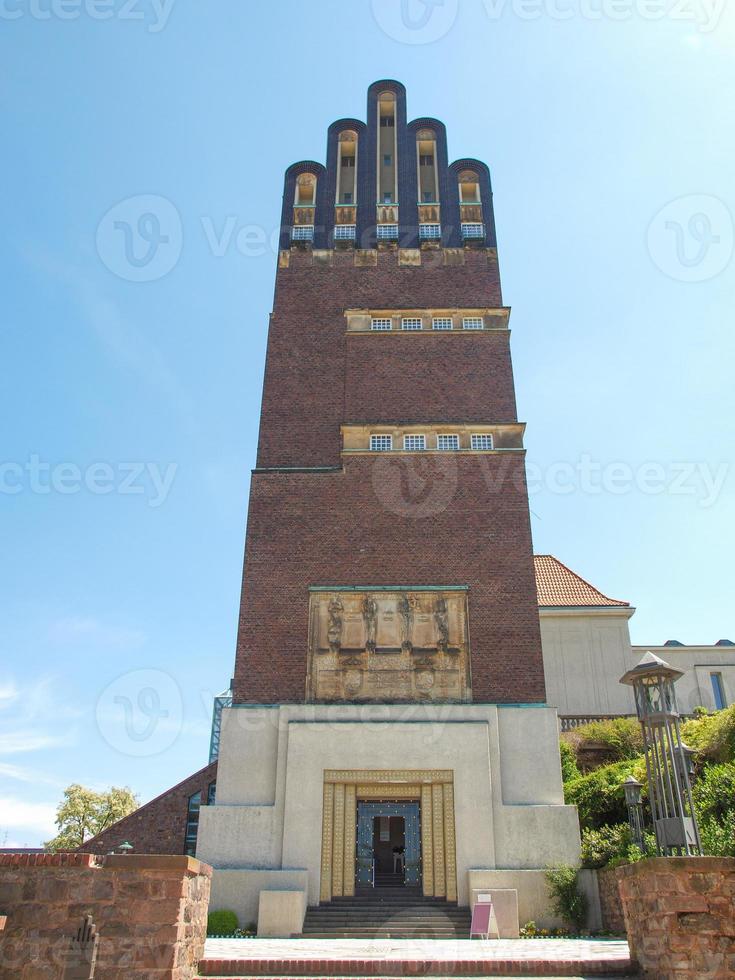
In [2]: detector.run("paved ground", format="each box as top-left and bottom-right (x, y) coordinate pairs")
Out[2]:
(204, 936), (632, 965)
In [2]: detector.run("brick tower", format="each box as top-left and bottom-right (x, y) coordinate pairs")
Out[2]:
(198, 81), (580, 930)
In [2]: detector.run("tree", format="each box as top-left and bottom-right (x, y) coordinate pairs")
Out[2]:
(45, 784), (138, 851)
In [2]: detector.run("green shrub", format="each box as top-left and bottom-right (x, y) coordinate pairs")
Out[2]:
(564, 759), (642, 830)
(580, 823), (653, 869)
(564, 717), (643, 763)
(699, 810), (735, 857)
(692, 763), (735, 823)
(560, 740), (581, 783)
(682, 705), (735, 764)
(207, 909), (239, 936)
(580, 823), (631, 869)
(544, 865), (588, 932)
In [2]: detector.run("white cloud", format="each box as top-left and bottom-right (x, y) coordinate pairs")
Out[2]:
(0, 682), (19, 706)
(0, 763), (63, 787)
(0, 731), (76, 756)
(0, 797), (57, 841)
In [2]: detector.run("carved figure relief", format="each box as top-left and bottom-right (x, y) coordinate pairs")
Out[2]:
(362, 594), (378, 652)
(327, 595), (344, 654)
(307, 590), (470, 702)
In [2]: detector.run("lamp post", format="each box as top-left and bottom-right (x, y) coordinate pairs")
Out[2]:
(623, 776), (645, 852)
(620, 652), (701, 856)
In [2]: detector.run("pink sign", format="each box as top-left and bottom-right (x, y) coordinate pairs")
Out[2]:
(470, 901), (493, 939)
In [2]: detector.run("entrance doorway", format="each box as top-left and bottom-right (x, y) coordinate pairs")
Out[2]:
(356, 801), (420, 887)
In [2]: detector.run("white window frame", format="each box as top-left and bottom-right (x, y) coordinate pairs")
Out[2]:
(401, 317), (423, 331)
(437, 434), (460, 451)
(470, 433), (494, 451)
(370, 434), (393, 452)
(292, 225), (314, 241)
(461, 222), (485, 239)
(334, 225), (356, 240)
(403, 434), (426, 451)
(432, 317), (453, 331)
(377, 224), (399, 240)
(419, 223), (441, 240)
(462, 316), (484, 330)
(370, 317), (392, 331)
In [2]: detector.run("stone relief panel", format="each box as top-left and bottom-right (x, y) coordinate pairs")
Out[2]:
(306, 590), (470, 702)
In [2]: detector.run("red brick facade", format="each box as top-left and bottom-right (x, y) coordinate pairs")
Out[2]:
(80, 762), (217, 857)
(234, 84), (545, 705)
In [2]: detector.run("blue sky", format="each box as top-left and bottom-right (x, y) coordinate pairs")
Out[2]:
(1, 0), (733, 846)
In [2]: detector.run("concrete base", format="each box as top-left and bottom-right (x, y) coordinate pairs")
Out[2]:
(257, 889), (307, 938)
(198, 703), (581, 912)
(209, 869), (309, 929)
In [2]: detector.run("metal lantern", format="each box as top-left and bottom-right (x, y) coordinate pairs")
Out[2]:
(620, 652), (701, 856)
(118, 841), (134, 854)
(623, 775), (645, 851)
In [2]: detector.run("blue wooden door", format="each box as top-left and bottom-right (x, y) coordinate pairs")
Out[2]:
(355, 802), (421, 886)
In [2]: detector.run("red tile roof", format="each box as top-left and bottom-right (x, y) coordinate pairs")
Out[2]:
(534, 555), (629, 608)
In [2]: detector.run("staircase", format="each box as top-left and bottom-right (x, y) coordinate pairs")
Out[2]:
(301, 879), (471, 939)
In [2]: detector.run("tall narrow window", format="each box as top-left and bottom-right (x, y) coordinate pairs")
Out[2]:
(711, 673), (727, 710)
(184, 791), (202, 857)
(458, 170), (481, 204)
(336, 131), (357, 205)
(416, 130), (438, 204)
(377, 92), (397, 205)
(295, 173), (316, 207)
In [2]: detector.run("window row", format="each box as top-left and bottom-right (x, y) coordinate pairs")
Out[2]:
(369, 433), (494, 452)
(371, 315), (485, 331)
(293, 223), (486, 244)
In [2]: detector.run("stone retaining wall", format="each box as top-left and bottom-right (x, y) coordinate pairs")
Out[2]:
(617, 856), (735, 978)
(0, 852), (211, 980)
(597, 867), (626, 935)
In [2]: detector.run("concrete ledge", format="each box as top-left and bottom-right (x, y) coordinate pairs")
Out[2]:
(257, 890), (306, 938)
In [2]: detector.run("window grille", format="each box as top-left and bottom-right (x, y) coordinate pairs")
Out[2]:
(370, 434), (393, 451)
(432, 317), (453, 330)
(470, 433), (494, 450)
(403, 434), (426, 451)
(462, 222), (485, 239)
(462, 316), (484, 330)
(401, 317), (423, 331)
(437, 434), (460, 450)
(371, 317), (392, 331)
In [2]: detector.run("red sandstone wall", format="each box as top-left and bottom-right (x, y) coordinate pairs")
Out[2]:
(0, 853), (210, 980)
(80, 762), (217, 856)
(234, 453), (544, 704)
(617, 857), (735, 977)
(597, 867), (626, 935)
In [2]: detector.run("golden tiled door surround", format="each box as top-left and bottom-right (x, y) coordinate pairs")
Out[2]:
(319, 769), (457, 903)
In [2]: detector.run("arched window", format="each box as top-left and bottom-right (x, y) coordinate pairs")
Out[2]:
(336, 131), (357, 205)
(458, 170), (481, 204)
(377, 92), (397, 205)
(416, 129), (438, 204)
(294, 173), (317, 207)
